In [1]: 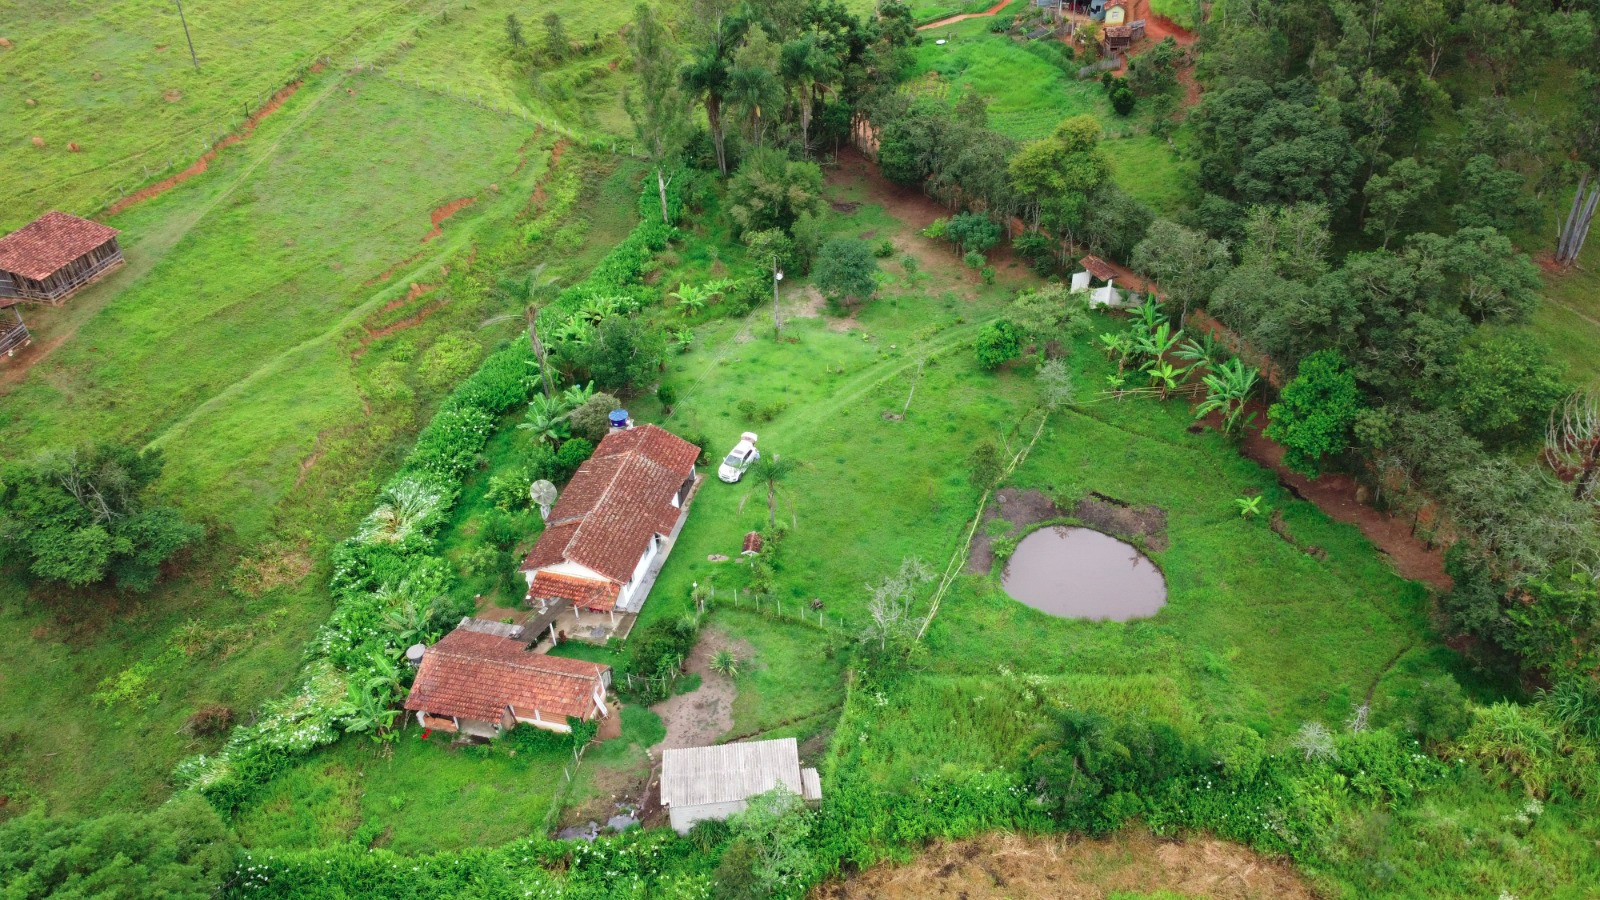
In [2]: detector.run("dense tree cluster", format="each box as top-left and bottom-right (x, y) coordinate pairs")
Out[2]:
(0, 444), (202, 592)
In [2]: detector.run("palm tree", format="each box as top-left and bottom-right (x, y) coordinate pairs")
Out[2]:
(490, 266), (561, 399)
(744, 453), (795, 530)
(1195, 358), (1260, 435)
(680, 16), (743, 176)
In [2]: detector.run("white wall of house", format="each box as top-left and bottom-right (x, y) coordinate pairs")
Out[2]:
(618, 534), (663, 608)
(668, 800), (751, 835)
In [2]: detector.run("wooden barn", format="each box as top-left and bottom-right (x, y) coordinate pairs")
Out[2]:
(0, 308), (31, 357)
(0, 211), (124, 305)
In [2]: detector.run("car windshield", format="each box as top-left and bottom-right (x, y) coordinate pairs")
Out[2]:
(722, 452), (747, 467)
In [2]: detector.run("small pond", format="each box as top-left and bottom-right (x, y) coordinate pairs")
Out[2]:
(1001, 526), (1167, 621)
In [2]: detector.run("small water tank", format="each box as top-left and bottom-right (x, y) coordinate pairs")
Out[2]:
(406, 643), (427, 668)
(609, 409), (632, 431)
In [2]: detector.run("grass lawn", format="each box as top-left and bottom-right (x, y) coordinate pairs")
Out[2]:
(382, 0), (643, 139)
(1, 0), (424, 229)
(912, 19), (1112, 141)
(232, 731), (571, 854)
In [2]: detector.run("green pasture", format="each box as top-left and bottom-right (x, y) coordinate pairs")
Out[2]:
(0, 0), (424, 230)
(912, 18), (1112, 141)
(623, 166), (1445, 743)
(382, 0), (644, 139)
(0, 65), (643, 816)
(907, 18), (1192, 213)
(0, 71), (537, 535)
(232, 731), (571, 854)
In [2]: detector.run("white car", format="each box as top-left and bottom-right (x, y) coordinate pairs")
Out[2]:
(718, 432), (761, 483)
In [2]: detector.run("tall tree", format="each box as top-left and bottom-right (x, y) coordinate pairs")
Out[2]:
(1130, 219), (1231, 325)
(681, 16), (744, 176)
(728, 26), (783, 148)
(626, 3), (690, 225)
(1008, 115), (1108, 230)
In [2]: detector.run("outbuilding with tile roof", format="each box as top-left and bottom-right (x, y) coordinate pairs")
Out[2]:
(0, 212), (124, 305)
(520, 423), (700, 627)
(403, 622), (612, 738)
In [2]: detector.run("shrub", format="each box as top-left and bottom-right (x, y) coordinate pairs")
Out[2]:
(657, 382), (677, 411)
(975, 320), (1023, 369)
(872, 238), (894, 258)
(556, 438), (595, 478)
(813, 237), (880, 309)
(567, 392), (623, 442)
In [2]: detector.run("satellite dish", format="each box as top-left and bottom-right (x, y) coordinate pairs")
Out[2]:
(530, 480), (558, 521)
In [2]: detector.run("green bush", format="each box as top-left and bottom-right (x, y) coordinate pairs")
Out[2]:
(556, 438), (595, 478)
(872, 239), (894, 258)
(975, 320), (1023, 370)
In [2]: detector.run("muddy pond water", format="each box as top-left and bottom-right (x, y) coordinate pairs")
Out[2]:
(1001, 526), (1167, 621)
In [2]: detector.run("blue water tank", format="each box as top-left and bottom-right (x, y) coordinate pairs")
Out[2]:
(609, 409), (631, 429)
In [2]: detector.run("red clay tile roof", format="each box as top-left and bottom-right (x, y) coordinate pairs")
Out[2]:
(520, 425), (699, 582)
(0, 212), (119, 282)
(403, 629), (610, 723)
(529, 570), (621, 612)
(1080, 255), (1117, 281)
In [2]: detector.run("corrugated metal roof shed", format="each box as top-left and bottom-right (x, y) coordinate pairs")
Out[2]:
(661, 738), (806, 807)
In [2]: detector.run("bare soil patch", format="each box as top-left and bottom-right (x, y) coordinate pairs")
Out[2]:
(968, 488), (1168, 574)
(652, 627), (750, 749)
(1203, 400), (1451, 590)
(107, 78), (303, 216)
(813, 830), (1316, 899)
(1074, 491), (1169, 552)
(422, 196), (476, 242)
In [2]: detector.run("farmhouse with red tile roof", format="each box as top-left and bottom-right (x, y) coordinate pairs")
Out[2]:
(520, 423), (700, 619)
(0, 212), (124, 305)
(403, 620), (612, 737)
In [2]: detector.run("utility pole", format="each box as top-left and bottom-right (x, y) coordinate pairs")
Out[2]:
(175, 0), (199, 71)
(772, 254), (783, 341)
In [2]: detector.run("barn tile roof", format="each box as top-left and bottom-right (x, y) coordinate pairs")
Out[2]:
(520, 425), (699, 583)
(529, 570), (621, 612)
(403, 629), (609, 723)
(1080, 255), (1118, 281)
(0, 212), (119, 281)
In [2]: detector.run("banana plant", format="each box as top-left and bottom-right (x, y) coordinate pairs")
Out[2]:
(673, 327), (694, 352)
(518, 407), (570, 446)
(1134, 297), (1167, 333)
(1106, 371), (1129, 399)
(560, 381), (595, 410)
(1195, 357), (1260, 435)
(1134, 321), (1183, 367)
(1098, 331), (1132, 365)
(1144, 360), (1183, 400)
(1235, 495), (1265, 519)
(1175, 332), (1226, 376)
(336, 682), (400, 743)
(551, 319), (595, 347)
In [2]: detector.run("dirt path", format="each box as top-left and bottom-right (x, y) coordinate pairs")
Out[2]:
(651, 627), (749, 749)
(919, 0), (1016, 31)
(815, 830), (1317, 899)
(1220, 400), (1451, 590)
